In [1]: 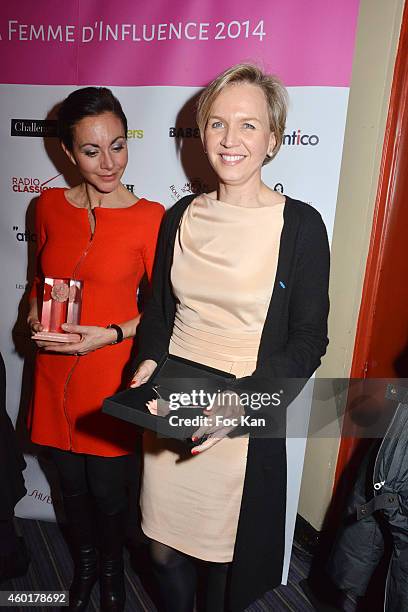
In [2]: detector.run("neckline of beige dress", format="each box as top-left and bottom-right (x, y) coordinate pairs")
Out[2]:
(195, 192), (286, 210)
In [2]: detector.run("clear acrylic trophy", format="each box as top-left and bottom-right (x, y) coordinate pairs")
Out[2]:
(32, 278), (83, 343)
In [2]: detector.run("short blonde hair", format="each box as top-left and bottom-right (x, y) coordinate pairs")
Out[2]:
(197, 63), (288, 164)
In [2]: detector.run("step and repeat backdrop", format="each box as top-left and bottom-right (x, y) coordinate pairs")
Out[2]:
(0, 0), (360, 582)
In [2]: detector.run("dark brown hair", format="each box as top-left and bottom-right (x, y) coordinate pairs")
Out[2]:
(57, 87), (128, 151)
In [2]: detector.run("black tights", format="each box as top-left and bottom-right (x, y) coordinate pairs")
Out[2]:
(49, 448), (130, 515)
(150, 540), (229, 612)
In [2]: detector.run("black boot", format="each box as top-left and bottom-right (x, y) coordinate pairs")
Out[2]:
(63, 494), (98, 612)
(69, 545), (98, 611)
(98, 510), (126, 612)
(100, 555), (125, 612)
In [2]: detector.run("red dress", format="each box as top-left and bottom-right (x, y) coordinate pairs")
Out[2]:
(28, 188), (164, 456)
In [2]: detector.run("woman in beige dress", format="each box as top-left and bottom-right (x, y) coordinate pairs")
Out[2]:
(131, 64), (330, 611)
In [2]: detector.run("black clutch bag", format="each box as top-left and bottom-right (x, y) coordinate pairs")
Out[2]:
(102, 354), (235, 443)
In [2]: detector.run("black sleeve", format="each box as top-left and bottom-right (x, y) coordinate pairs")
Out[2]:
(135, 211), (173, 365)
(229, 209), (330, 425)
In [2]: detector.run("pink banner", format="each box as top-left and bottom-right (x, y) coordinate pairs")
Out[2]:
(0, 0), (360, 86)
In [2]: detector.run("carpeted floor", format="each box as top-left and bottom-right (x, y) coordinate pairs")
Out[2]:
(1, 518), (356, 611)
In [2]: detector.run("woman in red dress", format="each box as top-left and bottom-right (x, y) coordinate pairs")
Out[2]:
(27, 87), (164, 612)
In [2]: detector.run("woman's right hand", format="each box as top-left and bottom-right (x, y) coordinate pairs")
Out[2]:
(129, 359), (157, 387)
(27, 314), (43, 335)
(28, 310), (67, 350)
(28, 315), (58, 349)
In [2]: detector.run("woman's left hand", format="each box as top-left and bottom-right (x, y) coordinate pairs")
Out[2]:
(40, 323), (117, 355)
(190, 391), (244, 454)
(145, 398), (171, 417)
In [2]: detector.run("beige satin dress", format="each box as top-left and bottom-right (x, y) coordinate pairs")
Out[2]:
(141, 194), (284, 562)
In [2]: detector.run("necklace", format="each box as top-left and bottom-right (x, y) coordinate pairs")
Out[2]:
(84, 185), (99, 236)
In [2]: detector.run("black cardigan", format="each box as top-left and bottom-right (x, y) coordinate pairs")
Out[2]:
(136, 193), (330, 610)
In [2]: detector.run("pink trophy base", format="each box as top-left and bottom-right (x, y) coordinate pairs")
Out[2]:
(32, 331), (81, 343)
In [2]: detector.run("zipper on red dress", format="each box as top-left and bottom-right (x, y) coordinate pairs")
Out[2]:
(63, 211), (96, 450)
(72, 214), (96, 280)
(63, 356), (80, 450)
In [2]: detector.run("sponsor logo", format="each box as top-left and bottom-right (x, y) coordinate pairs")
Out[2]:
(169, 177), (210, 201)
(282, 129), (319, 146)
(273, 182), (284, 194)
(11, 119), (58, 138)
(28, 489), (52, 504)
(11, 173), (63, 194)
(125, 184), (135, 194)
(169, 127), (200, 138)
(13, 225), (36, 242)
(127, 129), (144, 139)
(16, 282), (28, 290)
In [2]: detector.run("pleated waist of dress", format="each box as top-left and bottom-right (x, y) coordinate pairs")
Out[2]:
(170, 313), (262, 363)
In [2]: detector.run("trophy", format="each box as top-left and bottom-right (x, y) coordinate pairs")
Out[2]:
(32, 278), (83, 343)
